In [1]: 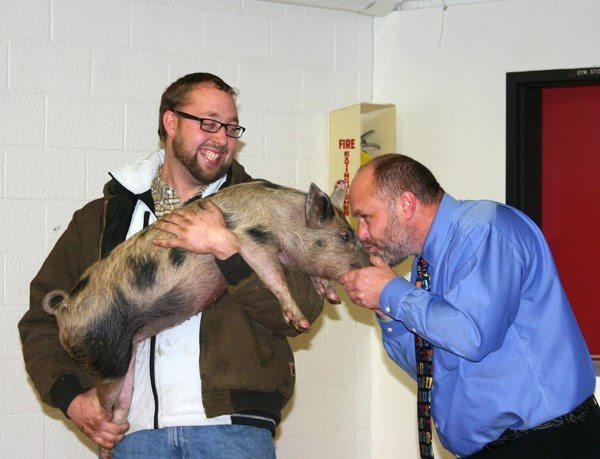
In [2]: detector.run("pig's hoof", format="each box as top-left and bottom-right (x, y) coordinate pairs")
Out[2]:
(284, 311), (311, 332)
(325, 288), (341, 304)
(296, 319), (311, 332)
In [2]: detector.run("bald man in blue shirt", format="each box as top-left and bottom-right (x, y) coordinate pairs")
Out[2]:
(340, 153), (599, 458)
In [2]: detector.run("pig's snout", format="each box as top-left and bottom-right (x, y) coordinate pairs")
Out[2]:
(350, 244), (372, 270)
(351, 260), (370, 270)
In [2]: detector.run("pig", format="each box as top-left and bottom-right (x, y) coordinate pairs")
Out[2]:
(43, 179), (370, 458)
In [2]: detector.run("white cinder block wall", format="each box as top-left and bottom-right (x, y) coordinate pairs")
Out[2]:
(0, 1), (376, 458)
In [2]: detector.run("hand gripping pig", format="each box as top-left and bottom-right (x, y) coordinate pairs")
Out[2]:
(43, 180), (370, 458)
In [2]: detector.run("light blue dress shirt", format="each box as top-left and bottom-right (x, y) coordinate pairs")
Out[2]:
(378, 193), (595, 457)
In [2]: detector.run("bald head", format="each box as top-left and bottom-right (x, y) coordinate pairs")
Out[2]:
(349, 154), (443, 264)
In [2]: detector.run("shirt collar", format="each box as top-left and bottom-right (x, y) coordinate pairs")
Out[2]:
(150, 164), (228, 218)
(421, 193), (459, 270)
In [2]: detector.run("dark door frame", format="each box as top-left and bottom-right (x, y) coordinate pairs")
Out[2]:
(506, 66), (600, 220)
(506, 66), (600, 370)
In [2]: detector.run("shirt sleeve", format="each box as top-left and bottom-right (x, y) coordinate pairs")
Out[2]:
(376, 311), (418, 380)
(380, 224), (525, 362)
(215, 252), (254, 284)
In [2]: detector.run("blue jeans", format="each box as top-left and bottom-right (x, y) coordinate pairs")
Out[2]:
(106, 425), (276, 459)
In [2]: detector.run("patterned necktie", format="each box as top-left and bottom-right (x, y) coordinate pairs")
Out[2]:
(415, 256), (434, 458)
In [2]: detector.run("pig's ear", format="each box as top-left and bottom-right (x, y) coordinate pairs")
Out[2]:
(306, 183), (335, 228)
(330, 180), (346, 209)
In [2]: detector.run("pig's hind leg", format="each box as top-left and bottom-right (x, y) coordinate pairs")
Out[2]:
(96, 346), (137, 458)
(238, 241), (310, 331)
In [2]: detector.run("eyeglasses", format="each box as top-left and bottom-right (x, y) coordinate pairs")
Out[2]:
(174, 110), (246, 138)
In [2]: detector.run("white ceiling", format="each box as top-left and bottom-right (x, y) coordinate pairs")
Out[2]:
(260, 0), (402, 16)
(258, 0), (507, 17)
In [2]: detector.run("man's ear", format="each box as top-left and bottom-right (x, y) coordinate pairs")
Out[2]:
(397, 191), (418, 221)
(163, 110), (178, 139)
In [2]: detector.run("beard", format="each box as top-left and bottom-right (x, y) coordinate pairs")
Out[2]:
(368, 211), (416, 266)
(172, 133), (232, 184)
